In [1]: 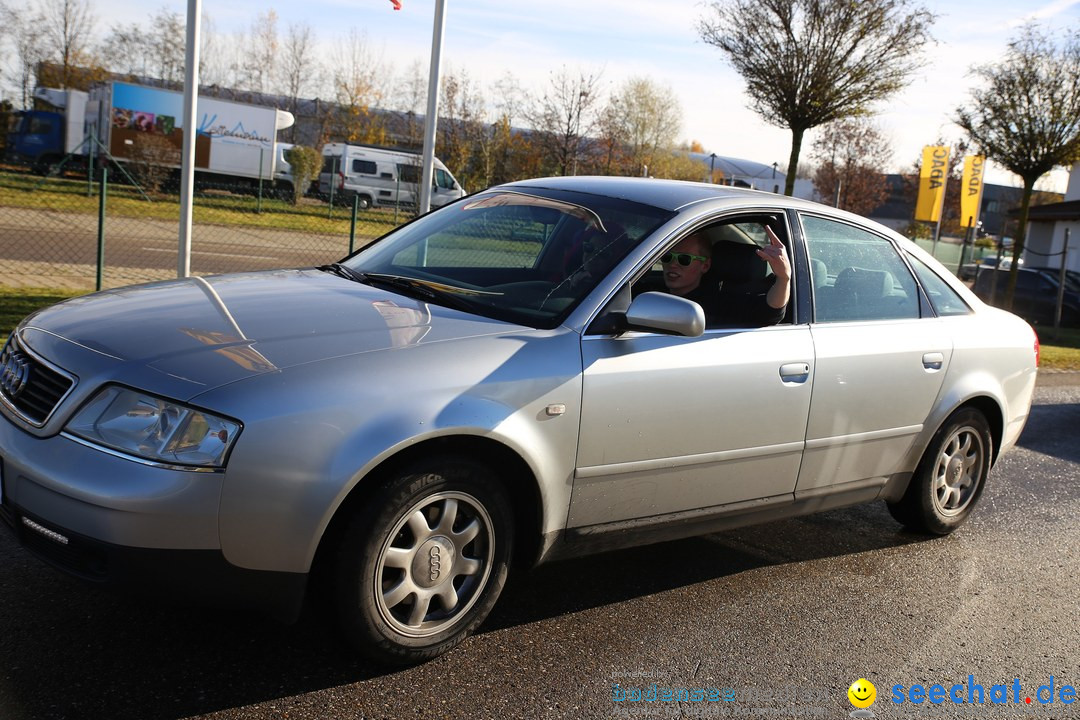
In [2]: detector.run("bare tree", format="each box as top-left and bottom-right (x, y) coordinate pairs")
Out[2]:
(438, 66), (487, 189)
(280, 21), (318, 142)
(604, 76), (683, 177)
(41, 0), (97, 88)
(698, 0), (935, 195)
(146, 7), (185, 85)
(390, 59), (428, 148)
(524, 66), (603, 176)
(331, 28), (387, 144)
(198, 13), (229, 88)
(239, 9), (278, 94)
(98, 23), (148, 77)
(957, 24), (1080, 309)
(3, 4), (47, 107)
(811, 118), (892, 216)
(97, 9), (186, 86)
(487, 73), (534, 186)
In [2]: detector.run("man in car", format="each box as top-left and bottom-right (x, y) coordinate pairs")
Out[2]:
(660, 226), (791, 327)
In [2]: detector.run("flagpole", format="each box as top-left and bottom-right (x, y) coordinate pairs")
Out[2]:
(418, 0), (447, 216)
(178, 0), (202, 278)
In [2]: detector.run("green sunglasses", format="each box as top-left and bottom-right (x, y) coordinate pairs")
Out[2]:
(660, 251), (708, 266)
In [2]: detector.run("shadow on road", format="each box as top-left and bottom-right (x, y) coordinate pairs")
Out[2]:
(0, 500), (930, 720)
(1015, 401), (1080, 464)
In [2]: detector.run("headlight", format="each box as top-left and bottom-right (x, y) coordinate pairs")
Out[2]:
(66, 386), (240, 468)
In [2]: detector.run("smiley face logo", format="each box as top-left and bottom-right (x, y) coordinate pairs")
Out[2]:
(848, 678), (877, 709)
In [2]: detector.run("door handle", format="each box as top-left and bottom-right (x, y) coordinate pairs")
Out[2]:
(922, 352), (944, 370)
(779, 363), (811, 382)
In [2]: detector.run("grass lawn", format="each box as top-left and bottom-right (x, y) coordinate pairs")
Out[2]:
(3, 287), (1080, 372)
(1, 288), (81, 338)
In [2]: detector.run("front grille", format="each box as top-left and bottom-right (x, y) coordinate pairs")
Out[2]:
(0, 333), (75, 425)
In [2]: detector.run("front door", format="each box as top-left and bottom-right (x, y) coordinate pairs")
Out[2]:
(569, 323), (814, 528)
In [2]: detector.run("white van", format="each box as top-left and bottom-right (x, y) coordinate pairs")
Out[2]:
(318, 143), (465, 210)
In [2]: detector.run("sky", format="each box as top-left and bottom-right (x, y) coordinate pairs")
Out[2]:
(68, 0), (1080, 192)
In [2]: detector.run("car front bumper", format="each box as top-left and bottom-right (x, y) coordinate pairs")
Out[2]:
(0, 418), (307, 621)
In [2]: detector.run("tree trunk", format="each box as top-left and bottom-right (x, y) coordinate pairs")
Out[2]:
(1004, 177), (1035, 310)
(785, 128), (805, 196)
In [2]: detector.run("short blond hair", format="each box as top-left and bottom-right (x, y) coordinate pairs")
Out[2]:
(684, 232), (712, 258)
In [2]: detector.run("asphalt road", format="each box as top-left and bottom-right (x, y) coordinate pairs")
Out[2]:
(0, 205), (367, 278)
(1, 383), (1077, 720)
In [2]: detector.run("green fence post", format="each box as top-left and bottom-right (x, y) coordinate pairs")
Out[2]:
(257, 149), (264, 214)
(328, 157), (337, 219)
(349, 193), (359, 255)
(86, 134), (95, 197)
(96, 166), (107, 292)
(394, 175), (400, 225)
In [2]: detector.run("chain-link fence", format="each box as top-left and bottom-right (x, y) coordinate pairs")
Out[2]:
(912, 236), (997, 276)
(0, 161), (412, 291)
(0, 155), (1029, 294)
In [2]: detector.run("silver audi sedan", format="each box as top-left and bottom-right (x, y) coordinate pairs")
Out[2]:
(0, 177), (1038, 664)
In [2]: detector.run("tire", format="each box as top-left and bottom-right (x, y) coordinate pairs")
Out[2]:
(886, 408), (993, 535)
(333, 456), (513, 664)
(356, 195), (372, 210)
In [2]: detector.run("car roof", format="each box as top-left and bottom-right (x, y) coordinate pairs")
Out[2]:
(502, 175), (791, 213)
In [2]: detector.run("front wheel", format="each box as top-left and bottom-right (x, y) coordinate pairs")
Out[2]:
(333, 456), (513, 664)
(887, 408), (993, 535)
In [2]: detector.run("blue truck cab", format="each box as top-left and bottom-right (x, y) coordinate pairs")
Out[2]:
(6, 88), (89, 171)
(6, 109), (65, 168)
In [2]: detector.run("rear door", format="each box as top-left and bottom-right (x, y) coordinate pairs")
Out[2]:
(797, 213), (952, 494)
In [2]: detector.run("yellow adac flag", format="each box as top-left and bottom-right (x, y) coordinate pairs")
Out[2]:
(915, 145), (949, 223)
(960, 155), (986, 229)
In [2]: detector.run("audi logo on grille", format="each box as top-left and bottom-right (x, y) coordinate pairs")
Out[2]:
(0, 349), (30, 399)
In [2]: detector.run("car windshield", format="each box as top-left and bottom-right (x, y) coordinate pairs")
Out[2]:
(342, 187), (674, 328)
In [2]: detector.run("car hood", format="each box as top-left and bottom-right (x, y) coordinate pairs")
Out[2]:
(22, 269), (519, 393)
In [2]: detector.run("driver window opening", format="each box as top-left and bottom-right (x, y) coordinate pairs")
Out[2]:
(632, 217), (792, 329)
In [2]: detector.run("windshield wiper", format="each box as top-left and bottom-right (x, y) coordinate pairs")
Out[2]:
(359, 272), (482, 312)
(319, 262), (368, 284)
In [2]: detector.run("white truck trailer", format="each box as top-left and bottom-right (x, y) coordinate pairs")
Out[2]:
(83, 81), (296, 191)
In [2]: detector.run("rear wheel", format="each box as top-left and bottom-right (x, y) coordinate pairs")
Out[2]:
(333, 456), (512, 664)
(887, 408), (993, 535)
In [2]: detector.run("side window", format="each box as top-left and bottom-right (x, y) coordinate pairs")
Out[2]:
(398, 164), (421, 184)
(907, 254), (971, 316)
(29, 117), (55, 135)
(351, 159), (377, 175)
(630, 217), (789, 329)
(802, 215), (919, 323)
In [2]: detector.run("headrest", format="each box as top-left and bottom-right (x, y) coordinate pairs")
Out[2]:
(810, 258), (828, 289)
(709, 240), (766, 284)
(835, 267), (894, 298)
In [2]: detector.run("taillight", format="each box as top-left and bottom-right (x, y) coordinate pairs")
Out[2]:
(337, 171), (344, 191)
(1033, 328), (1040, 367)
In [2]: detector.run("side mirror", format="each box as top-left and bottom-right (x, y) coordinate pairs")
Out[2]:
(624, 292), (705, 337)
